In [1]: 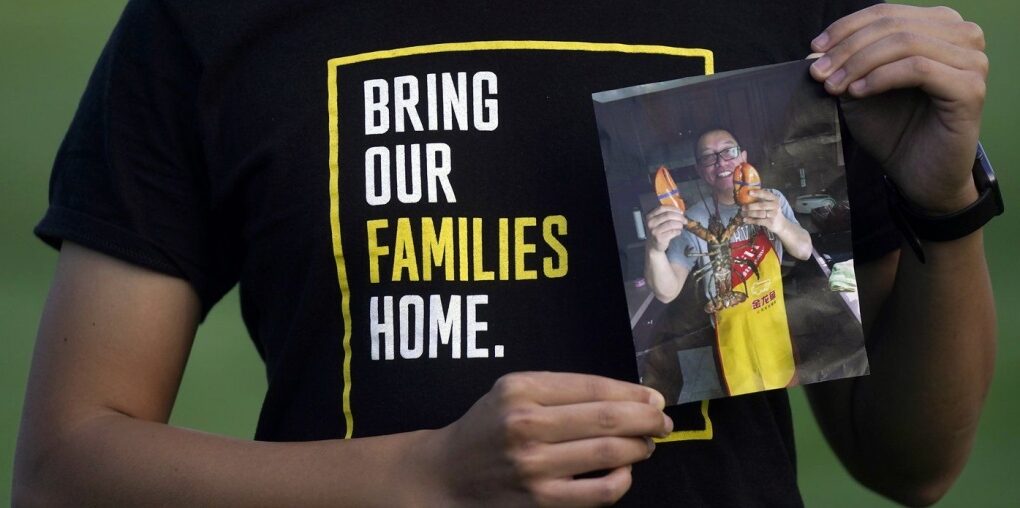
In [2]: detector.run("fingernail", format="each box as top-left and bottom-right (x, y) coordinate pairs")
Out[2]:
(812, 56), (831, 73)
(662, 414), (674, 435)
(646, 437), (656, 456)
(826, 68), (846, 87)
(649, 390), (666, 410)
(849, 79), (867, 95)
(812, 32), (830, 51)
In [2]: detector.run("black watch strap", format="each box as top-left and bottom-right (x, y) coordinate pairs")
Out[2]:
(885, 143), (1004, 263)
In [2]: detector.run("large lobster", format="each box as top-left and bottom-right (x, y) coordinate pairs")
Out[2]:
(654, 163), (762, 314)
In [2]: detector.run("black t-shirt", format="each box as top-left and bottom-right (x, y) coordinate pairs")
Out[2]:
(37, 1), (897, 505)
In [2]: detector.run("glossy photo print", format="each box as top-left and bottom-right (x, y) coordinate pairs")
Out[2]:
(593, 59), (867, 406)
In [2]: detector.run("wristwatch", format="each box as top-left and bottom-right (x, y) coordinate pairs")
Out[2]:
(885, 142), (1004, 263)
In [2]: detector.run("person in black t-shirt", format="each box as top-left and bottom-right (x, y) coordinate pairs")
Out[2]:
(14, 2), (997, 506)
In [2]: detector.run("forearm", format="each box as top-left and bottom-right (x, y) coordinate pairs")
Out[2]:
(644, 247), (683, 302)
(15, 411), (440, 507)
(804, 3), (997, 504)
(774, 218), (812, 260)
(850, 232), (995, 500)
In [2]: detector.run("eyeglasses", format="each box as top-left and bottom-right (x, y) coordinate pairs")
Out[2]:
(696, 146), (741, 167)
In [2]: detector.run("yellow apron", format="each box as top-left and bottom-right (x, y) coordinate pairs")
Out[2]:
(714, 230), (795, 396)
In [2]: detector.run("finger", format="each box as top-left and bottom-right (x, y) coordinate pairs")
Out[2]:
(646, 209), (685, 227)
(526, 436), (652, 479)
(534, 466), (633, 507)
(748, 190), (777, 203)
(820, 32), (988, 95)
(845, 56), (986, 110)
(646, 205), (682, 219)
(812, 4), (963, 53)
(495, 372), (665, 407)
(811, 16), (983, 83)
(646, 212), (687, 230)
(742, 205), (778, 217)
(515, 401), (672, 443)
(652, 226), (685, 243)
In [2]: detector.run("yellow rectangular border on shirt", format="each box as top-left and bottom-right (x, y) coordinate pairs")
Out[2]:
(326, 40), (714, 441)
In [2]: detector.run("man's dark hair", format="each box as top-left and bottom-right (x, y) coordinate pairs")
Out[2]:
(692, 126), (739, 154)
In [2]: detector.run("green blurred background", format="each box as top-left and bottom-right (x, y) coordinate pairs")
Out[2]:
(1, 1), (1016, 505)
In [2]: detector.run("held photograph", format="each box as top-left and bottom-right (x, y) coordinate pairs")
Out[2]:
(594, 59), (868, 405)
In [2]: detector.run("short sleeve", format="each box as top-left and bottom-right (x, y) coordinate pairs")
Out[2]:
(665, 230), (697, 270)
(34, 0), (236, 318)
(775, 190), (798, 224)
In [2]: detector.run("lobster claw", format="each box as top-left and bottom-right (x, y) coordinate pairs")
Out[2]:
(654, 165), (686, 211)
(733, 162), (762, 205)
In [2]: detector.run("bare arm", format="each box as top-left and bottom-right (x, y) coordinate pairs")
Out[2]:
(12, 243), (440, 506)
(14, 243), (671, 506)
(806, 233), (994, 506)
(643, 205), (692, 303)
(741, 189), (813, 261)
(805, 4), (995, 506)
(644, 249), (691, 304)
(770, 216), (812, 261)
